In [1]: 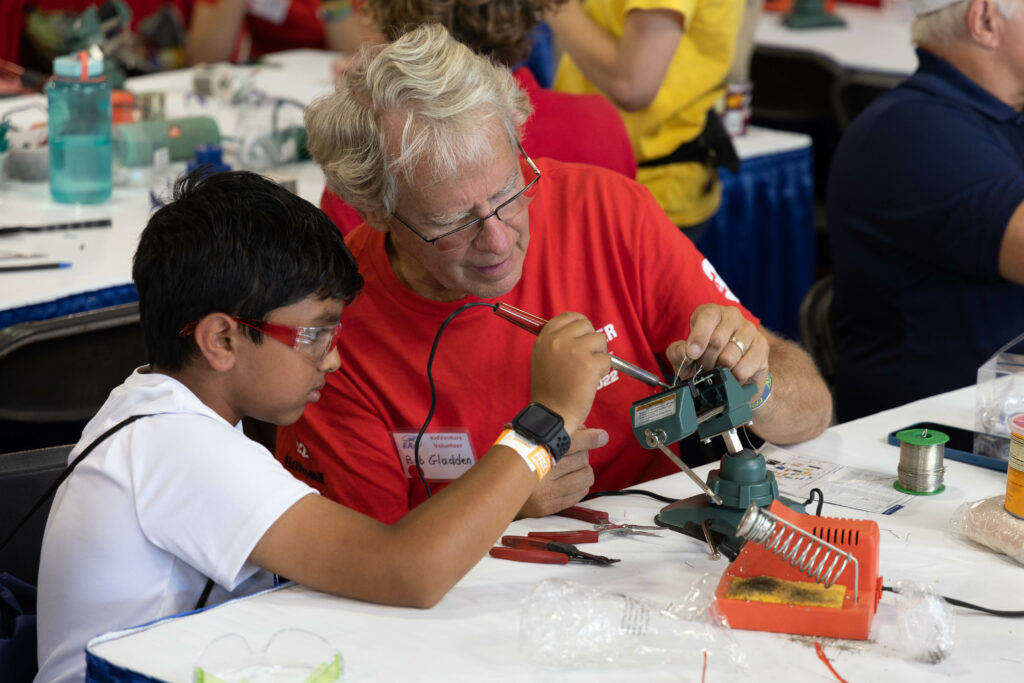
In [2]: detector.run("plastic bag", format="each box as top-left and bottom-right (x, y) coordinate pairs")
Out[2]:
(949, 495), (1024, 566)
(518, 576), (745, 674)
(889, 580), (954, 664)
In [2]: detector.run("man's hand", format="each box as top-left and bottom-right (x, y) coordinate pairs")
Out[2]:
(517, 427), (607, 518)
(665, 304), (769, 388)
(666, 304), (832, 444)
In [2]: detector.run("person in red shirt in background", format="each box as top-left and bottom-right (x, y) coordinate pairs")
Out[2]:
(318, 0), (638, 235)
(2, 1), (193, 80)
(185, 0), (382, 64)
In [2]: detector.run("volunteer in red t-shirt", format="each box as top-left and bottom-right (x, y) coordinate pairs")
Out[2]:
(278, 25), (832, 523)
(186, 0), (380, 63)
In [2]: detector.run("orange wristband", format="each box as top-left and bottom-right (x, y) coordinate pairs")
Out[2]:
(495, 428), (552, 480)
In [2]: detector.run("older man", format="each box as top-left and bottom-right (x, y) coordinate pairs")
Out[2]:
(277, 25), (831, 523)
(828, 0), (1024, 422)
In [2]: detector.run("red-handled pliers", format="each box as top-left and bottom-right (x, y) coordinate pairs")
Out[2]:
(489, 535), (620, 566)
(556, 505), (610, 524)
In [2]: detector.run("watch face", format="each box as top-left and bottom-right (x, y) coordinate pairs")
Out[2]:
(518, 405), (561, 438)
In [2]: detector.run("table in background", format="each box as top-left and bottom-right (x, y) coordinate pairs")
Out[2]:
(0, 51), (337, 329)
(700, 127), (813, 339)
(86, 384), (1021, 682)
(0, 53), (813, 340)
(756, 4), (917, 76)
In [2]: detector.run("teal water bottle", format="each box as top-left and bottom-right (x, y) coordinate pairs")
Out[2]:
(47, 51), (112, 204)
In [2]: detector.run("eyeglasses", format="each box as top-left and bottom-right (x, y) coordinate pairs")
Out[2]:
(178, 316), (342, 363)
(391, 140), (541, 252)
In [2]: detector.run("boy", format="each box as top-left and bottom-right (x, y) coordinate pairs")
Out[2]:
(35, 170), (610, 682)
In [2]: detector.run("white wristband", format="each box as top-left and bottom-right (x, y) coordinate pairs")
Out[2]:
(495, 428), (552, 480)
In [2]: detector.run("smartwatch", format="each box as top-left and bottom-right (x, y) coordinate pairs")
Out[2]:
(512, 402), (571, 463)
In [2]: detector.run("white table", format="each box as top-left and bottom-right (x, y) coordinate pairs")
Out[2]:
(86, 385), (1022, 681)
(756, 4), (918, 76)
(0, 50), (337, 327)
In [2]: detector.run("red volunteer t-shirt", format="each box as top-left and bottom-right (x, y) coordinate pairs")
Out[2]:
(278, 159), (756, 523)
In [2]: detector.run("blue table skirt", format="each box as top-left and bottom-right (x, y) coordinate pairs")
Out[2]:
(0, 284), (139, 329)
(697, 146), (815, 340)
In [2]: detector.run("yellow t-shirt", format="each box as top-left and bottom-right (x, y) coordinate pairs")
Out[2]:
(554, 0), (743, 226)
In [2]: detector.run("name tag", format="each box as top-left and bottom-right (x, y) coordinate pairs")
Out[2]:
(247, 0), (291, 24)
(391, 431), (477, 481)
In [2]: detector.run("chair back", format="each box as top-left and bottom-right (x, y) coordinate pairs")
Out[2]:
(0, 304), (146, 453)
(749, 45), (844, 210)
(799, 275), (837, 387)
(750, 45), (843, 124)
(0, 445), (73, 585)
(831, 71), (905, 132)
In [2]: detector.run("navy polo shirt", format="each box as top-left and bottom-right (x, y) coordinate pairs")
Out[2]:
(828, 48), (1024, 422)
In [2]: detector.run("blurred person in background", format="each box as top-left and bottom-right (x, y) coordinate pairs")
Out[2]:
(828, 0), (1024, 421)
(186, 0), (382, 64)
(546, 0), (744, 243)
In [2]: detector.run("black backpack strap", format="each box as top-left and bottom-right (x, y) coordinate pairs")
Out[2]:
(2, 412), (224, 612)
(194, 578), (215, 610)
(0, 414), (154, 552)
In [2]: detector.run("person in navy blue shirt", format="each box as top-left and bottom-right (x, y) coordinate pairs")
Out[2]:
(827, 0), (1024, 422)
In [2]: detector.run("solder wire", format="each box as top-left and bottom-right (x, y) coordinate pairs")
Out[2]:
(894, 428), (948, 495)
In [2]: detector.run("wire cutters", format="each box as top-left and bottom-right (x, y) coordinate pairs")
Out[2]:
(527, 524), (661, 544)
(489, 536), (620, 566)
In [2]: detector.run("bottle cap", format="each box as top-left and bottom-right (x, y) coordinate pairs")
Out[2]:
(53, 52), (105, 80)
(187, 144), (231, 175)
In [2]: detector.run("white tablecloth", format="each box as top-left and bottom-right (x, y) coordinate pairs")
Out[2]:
(87, 385), (1021, 681)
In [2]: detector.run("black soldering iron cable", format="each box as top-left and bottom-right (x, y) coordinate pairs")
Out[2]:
(881, 584), (1024, 617)
(414, 302), (498, 498)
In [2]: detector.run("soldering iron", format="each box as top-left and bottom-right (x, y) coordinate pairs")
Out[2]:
(493, 302), (671, 390)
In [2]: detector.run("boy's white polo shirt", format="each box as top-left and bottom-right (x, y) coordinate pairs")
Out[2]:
(35, 369), (318, 683)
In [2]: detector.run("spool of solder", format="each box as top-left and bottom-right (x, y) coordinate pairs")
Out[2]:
(894, 427), (948, 495)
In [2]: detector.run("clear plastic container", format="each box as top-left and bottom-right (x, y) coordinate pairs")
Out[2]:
(975, 332), (1024, 448)
(47, 50), (112, 204)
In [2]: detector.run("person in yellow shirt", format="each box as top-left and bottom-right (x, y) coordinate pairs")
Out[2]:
(547, 0), (742, 241)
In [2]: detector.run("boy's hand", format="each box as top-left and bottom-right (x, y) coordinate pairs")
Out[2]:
(518, 427), (607, 518)
(529, 312), (611, 435)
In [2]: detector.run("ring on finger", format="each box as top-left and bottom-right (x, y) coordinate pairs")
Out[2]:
(728, 336), (747, 356)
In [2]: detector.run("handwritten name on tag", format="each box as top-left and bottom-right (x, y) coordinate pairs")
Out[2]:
(391, 431), (476, 481)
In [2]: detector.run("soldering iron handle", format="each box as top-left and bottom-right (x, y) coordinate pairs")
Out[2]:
(493, 302), (546, 334)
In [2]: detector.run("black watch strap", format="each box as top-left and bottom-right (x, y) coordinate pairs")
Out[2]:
(512, 402), (571, 463)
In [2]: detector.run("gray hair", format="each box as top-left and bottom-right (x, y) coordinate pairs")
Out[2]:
(911, 0), (1019, 47)
(305, 24), (533, 217)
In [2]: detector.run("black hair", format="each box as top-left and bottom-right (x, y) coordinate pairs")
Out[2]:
(132, 170), (363, 371)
